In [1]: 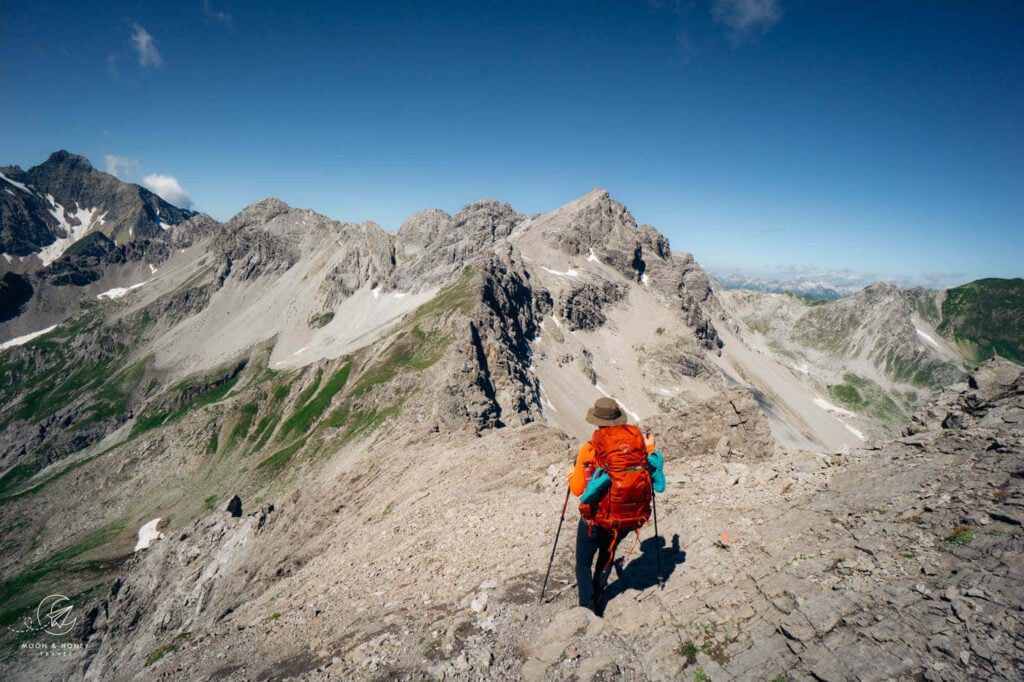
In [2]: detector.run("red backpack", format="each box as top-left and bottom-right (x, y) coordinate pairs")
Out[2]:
(587, 424), (652, 533)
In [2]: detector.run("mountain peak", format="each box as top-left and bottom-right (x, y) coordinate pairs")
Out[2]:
(246, 197), (291, 213)
(556, 187), (611, 212)
(44, 149), (93, 170)
(860, 280), (901, 298)
(227, 197), (293, 230)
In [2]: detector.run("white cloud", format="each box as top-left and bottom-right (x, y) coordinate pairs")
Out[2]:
(711, 0), (782, 43)
(105, 154), (140, 180)
(142, 174), (192, 208)
(131, 23), (163, 67)
(203, 0), (232, 26)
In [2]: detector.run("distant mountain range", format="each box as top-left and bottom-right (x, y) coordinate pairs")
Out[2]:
(709, 268), (983, 300)
(711, 270), (874, 299)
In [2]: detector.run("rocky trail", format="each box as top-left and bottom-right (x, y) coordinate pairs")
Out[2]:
(48, 359), (1019, 682)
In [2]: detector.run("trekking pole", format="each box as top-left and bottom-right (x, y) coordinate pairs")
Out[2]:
(540, 486), (571, 603)
(652, 492), (664, 589)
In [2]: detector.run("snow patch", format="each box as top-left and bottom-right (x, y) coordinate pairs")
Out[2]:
(2, 254), (11, 263)
(0, 171), (32, 194)
(844, 424), (866, 441)
(541, 266), (579, 277)
(4, 188), (14, 195)
(97, 281), (147, 300)
(813, 395), (865, 441)
(594, 383), (641, 423)
(149, 263), (158, 274)
(532, 320), (544, 344)
(814, 396), (856, 418)
(293, 347), (308, 356)
(915, 326), (942, 349)
(134, 518), (165, 552)
(540, 387), (557, 412)
(587, 248), (599, 263)
(372, 287), (381, 299)
(794, 363), (810, 375)
(393, 292), (408, 298)
(0, 325), (59, 351)
(39, 197), (109, 266)
(641, 273), (649, 287)
(550, 314), (562, 329)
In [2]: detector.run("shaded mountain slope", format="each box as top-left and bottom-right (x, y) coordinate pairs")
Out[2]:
(1, 151), (194, 263)
(0, 151), (204, 339)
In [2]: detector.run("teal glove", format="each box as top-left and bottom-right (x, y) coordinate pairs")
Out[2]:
(580, 467), (611, 504)
(648, 451), (666, 493)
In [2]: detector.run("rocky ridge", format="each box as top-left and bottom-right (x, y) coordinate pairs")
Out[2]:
(54, 360), (1024, 681)
(2, 155), (1018, 681)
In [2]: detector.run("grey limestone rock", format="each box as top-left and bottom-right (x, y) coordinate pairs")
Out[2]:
(546, 190), (661, 283)
(390, 199), (521, 292)
(556, 279), (628, 331)
(457, 249), (543, 430)
(320, 222), (396, 302)
(645, 386), (778, 460)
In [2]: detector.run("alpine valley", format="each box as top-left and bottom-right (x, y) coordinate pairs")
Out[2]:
(1, 152), (1021, 681)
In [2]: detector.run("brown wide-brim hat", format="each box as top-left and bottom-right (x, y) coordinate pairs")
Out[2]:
(586, 397), (628, 427)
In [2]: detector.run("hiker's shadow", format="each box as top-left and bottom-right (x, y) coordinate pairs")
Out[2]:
(603, 533), (686, 605)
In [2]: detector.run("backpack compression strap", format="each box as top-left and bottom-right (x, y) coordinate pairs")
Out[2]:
(599, 528), (643, 574)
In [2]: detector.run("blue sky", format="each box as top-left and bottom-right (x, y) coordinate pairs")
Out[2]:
(2, 1), (1021, 287)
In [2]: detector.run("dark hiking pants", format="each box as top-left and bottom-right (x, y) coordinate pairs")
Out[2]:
(575, 518), (617, 616)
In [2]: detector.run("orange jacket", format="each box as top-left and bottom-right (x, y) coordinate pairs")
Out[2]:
(567, 430), (656, 497)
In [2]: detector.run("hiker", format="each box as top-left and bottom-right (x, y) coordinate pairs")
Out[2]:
(567, 397), (665, 615)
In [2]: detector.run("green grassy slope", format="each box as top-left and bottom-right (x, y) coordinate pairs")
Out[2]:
(937, 278), (1024, 365)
